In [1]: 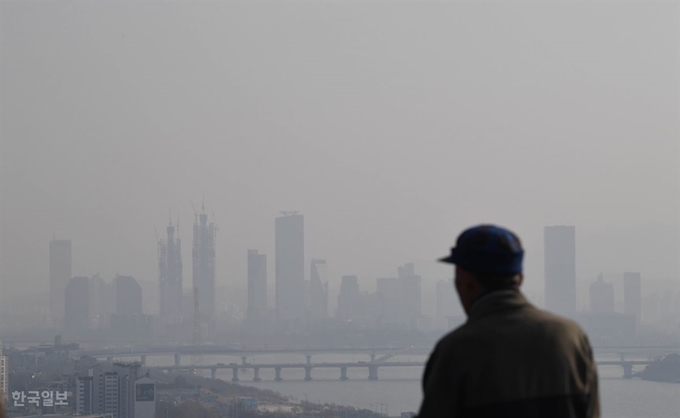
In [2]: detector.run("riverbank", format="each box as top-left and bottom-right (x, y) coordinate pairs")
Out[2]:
(152, 371), (390, 417)
(635, 353), (680, 383)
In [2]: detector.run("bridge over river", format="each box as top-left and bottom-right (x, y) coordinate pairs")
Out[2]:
(73, 344), (678, 368)
(147, 358), (655, 382)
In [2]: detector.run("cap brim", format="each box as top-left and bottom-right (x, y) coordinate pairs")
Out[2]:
(438, 254), (456, 264)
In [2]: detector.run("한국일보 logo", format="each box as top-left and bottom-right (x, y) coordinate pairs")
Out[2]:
(11, 391), (68, 408)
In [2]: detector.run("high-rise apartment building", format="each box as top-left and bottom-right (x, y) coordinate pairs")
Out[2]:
(589, 273), (615, 313)
(544, 226), (576, 316)
(49, 239), (72, 326)
(64, 277), (90, 335)
(309, 259), (328, 320)
(247, 250), (267, 321)
(275, 212), (304, 321)
(158, 221), (182, 322)
(81, 362), (146, 418)
(193, 208), (217, 331)
(624, 272), (642, 322)
(115, 275), (143, 315)
(0, 343), (7, 401)
(76, 376), (94, 414)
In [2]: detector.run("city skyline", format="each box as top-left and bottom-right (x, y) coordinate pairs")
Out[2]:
(26, 216), (680, 322)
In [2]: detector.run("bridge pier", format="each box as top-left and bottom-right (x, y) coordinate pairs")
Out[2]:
(211, 368), (217, 380)
(241, 356), (247, 365)
(275, 367), (282, 381)
(174, 353), (181, 367)
(370, 351), (376, 362)
(141, 355), (147, 366)
(304, 366), (313, 381)
(253, 367), (261, 381)
(231, 367), (239, 382)
(368, 365), (379, 381)
(622, 364), (634, 379)
(306, 354), (312, 365)
(340, 367), (348, 381)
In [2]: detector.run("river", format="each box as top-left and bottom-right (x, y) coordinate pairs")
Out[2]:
(152, 353), (680, 417)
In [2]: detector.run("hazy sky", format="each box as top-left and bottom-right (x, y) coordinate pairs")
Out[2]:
(1, 1), (678, 306)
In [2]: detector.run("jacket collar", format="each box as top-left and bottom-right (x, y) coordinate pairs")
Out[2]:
(467, 288), (532, 321)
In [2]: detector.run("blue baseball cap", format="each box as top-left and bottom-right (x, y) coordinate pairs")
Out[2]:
(439, 225), (524, 275)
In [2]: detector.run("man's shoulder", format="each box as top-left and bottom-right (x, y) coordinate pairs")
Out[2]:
(436, 306), (588, 351)
(434, 321), (478, 353)
(529, 308), (589, 339)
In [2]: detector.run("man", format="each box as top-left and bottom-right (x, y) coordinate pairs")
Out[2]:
(418, 225), (599, 418)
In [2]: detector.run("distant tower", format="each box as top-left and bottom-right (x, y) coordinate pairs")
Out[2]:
(337, 276), (360, 321)
(158, 219), (183, 323)
(114, 275), (143, 315)
(192, 204), (217, 336)
(275, 212), (304, 321)
(309, 259), (328, 320)
(589, 273), (615, 313)
(544, 226), (576, 316)
(398, 263), (422, 327)
(247, 250), (267, 321)
(435, 279), (461, 330)
(624, 272), (642, 322)
(64, 277), (90, 335)
(49, 239), (72, 327)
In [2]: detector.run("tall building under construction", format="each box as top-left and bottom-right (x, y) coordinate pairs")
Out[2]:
(193, 206), (217, 335)
(158, 220), (183, 322)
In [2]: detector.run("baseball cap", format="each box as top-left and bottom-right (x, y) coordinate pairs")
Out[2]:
(439, 225), (524, 275)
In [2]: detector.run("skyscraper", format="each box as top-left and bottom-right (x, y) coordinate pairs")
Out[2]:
(90, 275), (115, 330)
(375, 264), (422, 328)
(275, 212), (304, 321)
(337, 275), (360, 321)
(309, 259), (329, 320)
(398, 263), (422, 327)
(64, 276), (90, 335)
(49, 239), (72, 326)
(376, 277), (401, 325)
(158, 220), (182, 322)
(589, 273), (615, 313)
(435, 279), (461, 330)
(624, 272), (642, 322)
(193, 207), (217, 330)
(544, 226), (576, 316)
(247, 250), (267, 321)
(115, 275), (143, 315)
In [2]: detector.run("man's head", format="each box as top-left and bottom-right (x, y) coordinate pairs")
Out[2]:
(439, 225), (524, 314)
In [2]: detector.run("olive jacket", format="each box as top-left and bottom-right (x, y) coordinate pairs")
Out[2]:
(418, 290), (600, 418)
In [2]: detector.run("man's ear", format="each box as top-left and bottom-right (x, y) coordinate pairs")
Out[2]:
(516, 273), (524, 287)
